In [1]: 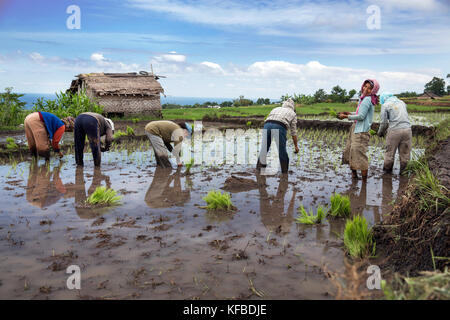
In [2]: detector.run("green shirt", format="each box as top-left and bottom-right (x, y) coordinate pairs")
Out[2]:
(145, 121), (184, 145)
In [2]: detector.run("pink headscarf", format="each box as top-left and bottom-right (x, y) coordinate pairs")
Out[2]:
(356, 79), (380, 115)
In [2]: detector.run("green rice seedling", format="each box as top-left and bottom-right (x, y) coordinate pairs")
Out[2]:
(329, 193), (351, 217)
(86, 186), (122, 206)
(126, 125), (135, 136)
(185, 158), (194, 173)
(132, 118), (140, 124)
(343, 215), (374, 259)
(369, 129), (377, 136)
(202, 190), (234, 211)
(246, 121), (252, 127)
(295, 205), (327, 225)
(113, 130), (127, 139)
(6, 137), (18, 150)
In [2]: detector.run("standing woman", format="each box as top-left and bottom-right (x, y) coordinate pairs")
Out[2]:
(74, 112), (114, 167)
(340, 79), (379, 180)
(24, 111), (75, 160)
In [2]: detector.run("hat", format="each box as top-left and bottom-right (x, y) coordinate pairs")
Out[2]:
(105, 118), (115, 132)
(62, 116), (75, 131)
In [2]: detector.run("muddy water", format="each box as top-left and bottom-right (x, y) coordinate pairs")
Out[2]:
(0, 129), (418, 299)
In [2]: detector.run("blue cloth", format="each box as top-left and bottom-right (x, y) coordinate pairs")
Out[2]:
(348, 96), (374, 133)
(258, 122), (289, 168)
(380, 92), (394, 105)
(39, 112), (64, 139)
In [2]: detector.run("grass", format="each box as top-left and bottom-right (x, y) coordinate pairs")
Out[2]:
(413, 163), (450, 211)
(343, 215), (374, 259)
(202, 190), (234, 211)
(295, 205), (327, 224)
(329, 193), (351, 217)
(86, 186), (122, 206)
(382, 268), (450, 300)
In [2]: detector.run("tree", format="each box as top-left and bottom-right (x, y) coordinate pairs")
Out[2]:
(424, 77), (445, 96)
(313, 89), (327, 103)
(347, 89), (357, 101)
(330, 85), (348, 103)
(256, 98), (270, 105)
(233, 95), (253, 107)
(220, 101), (233, 107)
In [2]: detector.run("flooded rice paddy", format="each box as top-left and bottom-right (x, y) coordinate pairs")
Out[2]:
(0, 126), (426, 299)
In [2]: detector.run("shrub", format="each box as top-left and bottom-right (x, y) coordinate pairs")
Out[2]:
(202, 190), (234, 211)
(0, 87), (27, 127)
(295, 205), (327, 224)
(86, 186), (122, 206)
(330, 193), (351, 217)
(32, 89), (103, 119)
(343, 215), (374, 258)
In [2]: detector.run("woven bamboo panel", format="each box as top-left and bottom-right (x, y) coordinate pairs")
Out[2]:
(96, 95), (162, 117)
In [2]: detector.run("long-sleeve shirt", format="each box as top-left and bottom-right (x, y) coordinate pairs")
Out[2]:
(265, 106), (297, 134)
(145, 121), (184, 164)
(377, 97), (411, 137)
(348, 96), (374, 133)
(81, 112), (113, 151)
(38, 112), (65, 153)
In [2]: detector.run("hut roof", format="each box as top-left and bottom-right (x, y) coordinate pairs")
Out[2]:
(419, 91), (440, 99)
(69, 72), (164, 96)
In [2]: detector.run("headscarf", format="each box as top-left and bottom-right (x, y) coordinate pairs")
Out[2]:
(355, 79), (380, 116)
(360, 79), (380, 105)
(105, 118), (115, 132)
(61, 116), (75, 132)
(282, 98), (295, 111)
(380, 92), (395, 105)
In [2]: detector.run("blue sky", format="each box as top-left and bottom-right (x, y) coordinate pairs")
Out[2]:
(0, 0), (449, 98)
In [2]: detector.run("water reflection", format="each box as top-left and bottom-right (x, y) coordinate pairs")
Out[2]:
(256, 173), (295, 233)
(26, 161), (75, 209)
(74, 166), (112, 219)
(145, 167), (191, 208)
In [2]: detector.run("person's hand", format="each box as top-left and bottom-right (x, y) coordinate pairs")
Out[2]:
(58, 151), (64, 159)
(294, 145), (299, 154)
(338, 113), (348, 120)
(177, 162), (183, 167)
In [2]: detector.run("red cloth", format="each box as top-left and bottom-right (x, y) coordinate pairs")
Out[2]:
(52, 125), (65, 152)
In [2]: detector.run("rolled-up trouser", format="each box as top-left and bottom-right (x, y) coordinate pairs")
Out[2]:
(258, 122), (289, 172)
(74, 114), (101, 167)
(146, 133), (172, 168)
(384, 128), (412, 172)
(24, 112), (51, 159)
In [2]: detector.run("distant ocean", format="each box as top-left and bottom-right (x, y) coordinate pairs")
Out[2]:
(20, 93), (266, 109)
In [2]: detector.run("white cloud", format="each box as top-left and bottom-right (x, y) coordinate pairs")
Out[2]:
(90, 52), (106, 62)
(29, 52), (45, 62)
(371, 0), (443, 11)
(154, 52), (187, 63)
(200, 61), (225, 74)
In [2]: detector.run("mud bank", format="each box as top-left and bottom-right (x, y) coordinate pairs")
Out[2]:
(373, 136), (449, 276)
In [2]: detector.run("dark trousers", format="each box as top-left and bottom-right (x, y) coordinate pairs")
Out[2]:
(74, 114), (101, 167)
(258, 122), (289, 172)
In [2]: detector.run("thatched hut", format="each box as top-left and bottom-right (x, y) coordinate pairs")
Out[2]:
(68, 72), (165, 117)
(417, 91), (440, 100)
